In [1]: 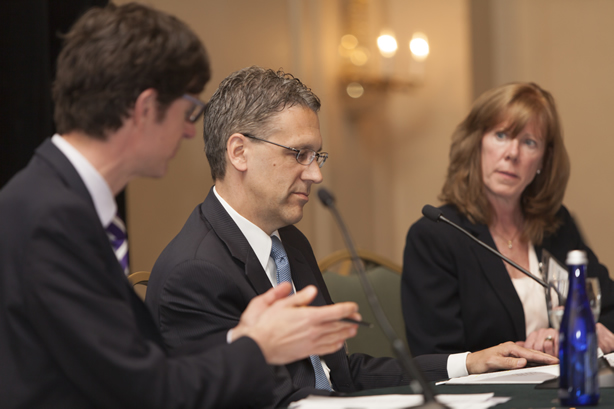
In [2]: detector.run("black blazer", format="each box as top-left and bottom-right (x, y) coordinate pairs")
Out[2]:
(401, 204), (614, 356)
(146, 189), (449, 408)
(0, 140), (275, 409)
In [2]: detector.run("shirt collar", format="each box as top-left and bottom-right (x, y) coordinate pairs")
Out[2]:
(213, 186), (279, 271)
(51, 134), (116, 227)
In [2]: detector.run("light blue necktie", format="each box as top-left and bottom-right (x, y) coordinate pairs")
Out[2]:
(270, 235), (332, 391)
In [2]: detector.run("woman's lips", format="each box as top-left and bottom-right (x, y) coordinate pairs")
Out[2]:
(497, 170), (518, 179)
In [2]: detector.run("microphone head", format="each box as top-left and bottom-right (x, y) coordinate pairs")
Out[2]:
(422, 205), (442, 222)
(317, 188), (335, 207)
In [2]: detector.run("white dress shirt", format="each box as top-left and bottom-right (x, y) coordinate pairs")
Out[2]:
(51, 134), (116, 228)
(213, 187), (334, 384)
(213, 187), (292, 291)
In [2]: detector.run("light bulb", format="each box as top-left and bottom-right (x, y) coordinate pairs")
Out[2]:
(346, 82), (364, 98)
(409, 32), (429, 61)
(377, 34), (397, 58)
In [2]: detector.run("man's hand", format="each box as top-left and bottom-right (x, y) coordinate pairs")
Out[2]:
(466, 341), (558, 374)
(231, 282), (360, 365)
(521, 327), (559, 357)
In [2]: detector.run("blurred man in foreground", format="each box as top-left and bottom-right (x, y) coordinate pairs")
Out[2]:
(0, 4), (360, 408)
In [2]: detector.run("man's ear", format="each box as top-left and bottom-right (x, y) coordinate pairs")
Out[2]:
(227, 133), (248, 172)
(132, 88), (158, 126)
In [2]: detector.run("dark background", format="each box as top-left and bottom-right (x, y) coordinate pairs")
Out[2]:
(0, 0), (130, 217)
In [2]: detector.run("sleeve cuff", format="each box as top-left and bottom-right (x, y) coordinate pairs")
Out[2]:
(227, 329), (233, 344)
(447, 351), (470, 378)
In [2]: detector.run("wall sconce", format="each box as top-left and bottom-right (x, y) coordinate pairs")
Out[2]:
(339, 0), (429, 99)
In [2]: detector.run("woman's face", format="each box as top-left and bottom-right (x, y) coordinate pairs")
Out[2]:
(481, 118), (546, 206)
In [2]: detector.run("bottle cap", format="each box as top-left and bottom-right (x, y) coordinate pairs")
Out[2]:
(566, 250), (588, 265)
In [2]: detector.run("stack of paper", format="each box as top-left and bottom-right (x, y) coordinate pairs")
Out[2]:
(289, 393), (509, 409)
(436, 364), (559, 385)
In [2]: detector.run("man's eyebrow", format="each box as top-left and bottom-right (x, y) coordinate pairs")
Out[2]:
(295, 143), (323, 152)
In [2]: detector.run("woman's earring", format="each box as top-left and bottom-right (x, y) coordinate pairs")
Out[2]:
(536, 169), (541, 175)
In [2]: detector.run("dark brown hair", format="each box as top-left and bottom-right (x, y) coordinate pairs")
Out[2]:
(203, 66), (321, 180)
(53, 2), (210, 139)
(440, 82), (570, 244)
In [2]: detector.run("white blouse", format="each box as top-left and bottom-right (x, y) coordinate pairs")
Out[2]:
(510, 244), (549, 336)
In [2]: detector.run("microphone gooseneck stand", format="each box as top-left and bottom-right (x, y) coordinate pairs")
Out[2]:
(421, 205), (547, 288)
(319, 189), (449, 409)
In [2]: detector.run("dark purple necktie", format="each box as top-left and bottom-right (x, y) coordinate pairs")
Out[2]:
(106, 214), (129, 276)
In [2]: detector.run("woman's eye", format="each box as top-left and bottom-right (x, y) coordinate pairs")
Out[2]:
(524, 139), (537, 148)
(495, 131), (507, 140)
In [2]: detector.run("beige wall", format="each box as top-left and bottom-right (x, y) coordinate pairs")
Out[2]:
(475, 0), (614, 273)
(123, 0), (296, 271)
(123, 0), (471, 272)
(123, 0), (614, 275)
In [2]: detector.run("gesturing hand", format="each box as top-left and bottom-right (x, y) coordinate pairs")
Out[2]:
(232, 283), (361, 365)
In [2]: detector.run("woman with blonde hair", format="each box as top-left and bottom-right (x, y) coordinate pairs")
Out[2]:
(402, 82), (614, 358)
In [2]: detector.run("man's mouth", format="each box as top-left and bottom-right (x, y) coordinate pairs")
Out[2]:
(293, 191), (310, 201)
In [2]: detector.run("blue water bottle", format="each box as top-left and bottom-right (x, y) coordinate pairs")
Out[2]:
(558, 250), (599, 405)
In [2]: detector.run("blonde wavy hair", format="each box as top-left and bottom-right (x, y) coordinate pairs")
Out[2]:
(440, 82), (570, 245)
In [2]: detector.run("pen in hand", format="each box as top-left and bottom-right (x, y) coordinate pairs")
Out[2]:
(340, 318), (373, 328)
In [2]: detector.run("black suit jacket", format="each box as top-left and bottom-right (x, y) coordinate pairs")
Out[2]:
(0, 140), (275, 409)
(401, 204), (614, 356)
(146, 189), (449, 408)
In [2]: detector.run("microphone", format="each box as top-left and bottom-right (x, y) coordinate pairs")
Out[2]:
(421, 205), (547, 288)
(320, 188), (448, 409)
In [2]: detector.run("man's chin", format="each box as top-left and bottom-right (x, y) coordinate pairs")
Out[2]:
(283, 208), (304, 226)
(144, 161), (170, 179)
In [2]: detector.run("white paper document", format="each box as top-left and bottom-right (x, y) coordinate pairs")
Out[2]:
(603, 351), (614, 367)
(288, 393), (510, 409)
(436, 364), (559, 385)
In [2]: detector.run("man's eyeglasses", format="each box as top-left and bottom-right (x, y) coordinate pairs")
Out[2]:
(241, 133), (328, 168)
(182, 94), (207, 123)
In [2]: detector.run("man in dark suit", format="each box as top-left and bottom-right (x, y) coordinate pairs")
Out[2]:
(146, 66), (557, 408)
(0, 5), (361, 409)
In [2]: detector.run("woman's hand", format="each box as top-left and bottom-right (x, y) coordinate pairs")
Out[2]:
(519, 324), (614, 356)
(518, 327), (559, 357)
(597, 323), (614, 353)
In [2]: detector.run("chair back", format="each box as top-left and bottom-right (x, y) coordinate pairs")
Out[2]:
(128, 271), (150, 301)
(319, 250), (407, 358)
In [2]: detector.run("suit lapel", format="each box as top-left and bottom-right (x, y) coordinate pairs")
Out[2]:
(462, 218), (526, 339)
(201, 191), (331, 388)
(36, 139), (128, 281)
(283, 240), (327, 307)
(201, 189), (272, 295)
(35, 140), (167, 347)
